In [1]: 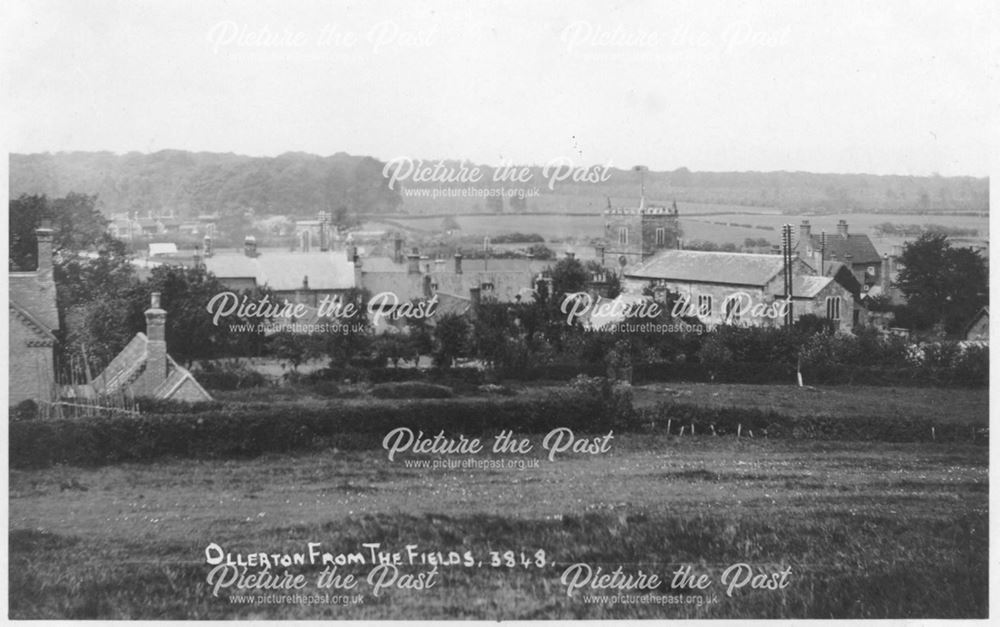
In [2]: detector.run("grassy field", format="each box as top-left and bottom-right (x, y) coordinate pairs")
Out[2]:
(631, 383), (989, 426)
(8, 434), (987, 619)
(374, 206), (988, 250)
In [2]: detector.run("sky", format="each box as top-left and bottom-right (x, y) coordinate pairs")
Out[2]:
(3, 0), (996, 176)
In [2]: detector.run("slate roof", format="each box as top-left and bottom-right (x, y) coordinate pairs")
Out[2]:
(9, 272), (59, 332)
(203, 251), (356, 291)
(91, 332), (212, 400)
(800, 233), (881, 265)
(625, 250), (787, 287)
(784, 275), (833, 299)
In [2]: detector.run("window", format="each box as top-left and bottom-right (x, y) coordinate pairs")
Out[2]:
(655, 227), (666, 246)
(698, 294), (713, 317)
(723, 296), (740, 323)
(618, 227), (628, 245)
(825, 296), (841, 320)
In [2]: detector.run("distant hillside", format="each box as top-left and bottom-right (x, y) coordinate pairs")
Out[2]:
(9, 151), (988, 218)
(9, 151), (402, 218)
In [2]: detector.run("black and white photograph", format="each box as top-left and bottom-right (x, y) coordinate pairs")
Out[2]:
(3, 0), (993, 621)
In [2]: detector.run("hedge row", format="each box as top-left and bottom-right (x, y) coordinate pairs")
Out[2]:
(9, 391), (608, 469)
(635, 402), (988, 443)
(500, 361), (987, 388)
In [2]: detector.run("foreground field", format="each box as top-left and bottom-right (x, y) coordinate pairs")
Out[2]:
(8, 436), (987, 619)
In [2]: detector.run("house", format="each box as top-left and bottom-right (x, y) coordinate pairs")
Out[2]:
(602, 198), (680, 266)
(358, 238), (546, 306)
(8, 227), (59, 404)
(794, 220), (883, 293)
(199, 238), (358, 305)
(621, 249), (857, 331)
(89, 292), (212, 401)
(964, 307), (989, 342)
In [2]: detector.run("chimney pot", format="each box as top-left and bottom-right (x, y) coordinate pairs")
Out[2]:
(454, 252), (463, 274)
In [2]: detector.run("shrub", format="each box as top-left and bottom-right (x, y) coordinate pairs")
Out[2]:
(370, 381), (454, 399)
(11, 399), (38, 422)
(193, 360), (268, 390)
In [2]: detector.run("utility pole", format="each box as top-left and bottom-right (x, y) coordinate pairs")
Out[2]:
(782, 224), (795, 327)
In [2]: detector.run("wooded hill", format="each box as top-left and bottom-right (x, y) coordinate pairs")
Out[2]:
(10, 151), (988, 217)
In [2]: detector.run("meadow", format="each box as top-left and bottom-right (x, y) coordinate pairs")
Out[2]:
(373, 202), (988, 250)
(8, 433), (987, 619)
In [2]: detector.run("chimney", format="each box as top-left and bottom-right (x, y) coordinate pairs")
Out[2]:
(837, 219), (848, 238)
(394, 233), (404, 264)
(193, 248), (203, 269)
(145, 292), (167, 390)
(203, 235), (213, 258)
(407, 247), (420, 275)
(454, 252), (463, 274)
(881, 253), (891, 289)
(799, 220), (812, 249)
(469, 286), (481, 307)
(423, 274), (433, 298)
(35, 223), (54, 276)
(243, 235), (258, 257)
(596, 244), (606, 266)
(353, 255), (363, 287)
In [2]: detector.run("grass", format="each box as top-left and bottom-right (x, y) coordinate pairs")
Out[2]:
(631, 382), (989, 426)
(8, 435), (987, 619)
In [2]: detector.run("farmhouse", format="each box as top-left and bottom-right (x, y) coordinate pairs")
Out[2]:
(621, 249), (857, 331)
(88, 292), (212, 401)
(8, 227), (59, 404)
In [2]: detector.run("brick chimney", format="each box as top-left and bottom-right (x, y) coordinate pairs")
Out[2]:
(35, 224), (54, 276)
(469, 286), (481, 306)
(145, 292), (167, 390)
(203, 235), (213, 258)
(407, 248), (421, 275)
(454, 252), (463, 274)
(799, 220), (812, 248)
(837, 219), (848, 238)
(244, 235), (257, 257)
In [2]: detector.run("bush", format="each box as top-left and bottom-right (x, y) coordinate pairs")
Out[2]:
(371, 381), (454, 399)
(193, 360), (268, 390)
(9, 390), (609, 469)
(11, 399), (38, 422)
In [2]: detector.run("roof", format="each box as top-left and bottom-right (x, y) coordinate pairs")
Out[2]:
(203, 251), (356, 291)
(625, 250), (787, 287)
(9, 271), (59, 331)
(801, 233), (881, 265)
(785, 275), (833, 299)
(434, 291), (472, 317)
(149, 242), (179, 256)
(963, 306), (989, 338)
(92, 332), (211, 400)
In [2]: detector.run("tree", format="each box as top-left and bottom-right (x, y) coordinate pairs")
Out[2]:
(9, 193), (109, 270)
(894, 233), (988, 335)
(550, 257), (589, 296)
(432, 313), (471, 367)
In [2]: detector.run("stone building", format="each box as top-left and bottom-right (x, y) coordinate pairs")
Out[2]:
(622, 249), (857, 331)
(794, 220), (883, 293)
(8, 227), (59, 404)
(602, 198), (680, 267)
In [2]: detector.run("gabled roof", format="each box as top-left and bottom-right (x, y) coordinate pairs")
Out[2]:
(625, 250), (788, 287)
(91, 332), (211, 400)
(963, 306), (989, 338)
(9, 272), (59, 331)
(203, 251), (356, 291)
(800, 233), (881, 265)
(91, 334), (149, 394)
(9, 300), (58, 342)
(783, 275), (833, 299)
